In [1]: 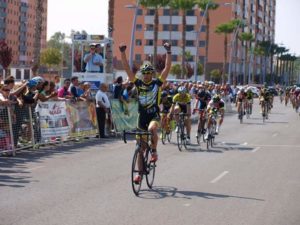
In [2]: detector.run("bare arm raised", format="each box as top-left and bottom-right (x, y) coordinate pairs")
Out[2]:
(119, 44), (135, 82)
(160, 42), (172, 82)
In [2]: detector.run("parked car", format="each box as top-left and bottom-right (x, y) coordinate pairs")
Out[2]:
(248, 86), (260, 98)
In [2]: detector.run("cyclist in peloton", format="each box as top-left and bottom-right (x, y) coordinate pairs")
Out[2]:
(259, 85), (272, 118)
(245, 87), (254, 114)
(194, 85), (211, 138)
(160, 91), (173, 134)
(119, 42), (171, 183)
(168, 86), (192, 144)
(205, 95), (225, 140)
(236, 88), (247, 118)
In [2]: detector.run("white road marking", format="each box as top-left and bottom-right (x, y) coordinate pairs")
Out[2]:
(183, 203), (191, 207)
(26, 166), (44, 171)
(210, 171), (229, 184)
(272, 133), (278, 137)
(242, 142), (248, 146)
(251, 147), (261, 153)
(252, 144), (300, 148)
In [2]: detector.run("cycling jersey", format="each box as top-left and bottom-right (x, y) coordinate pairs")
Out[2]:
(260, 88), (271, 101)
(160, 96), (173, 113)
(133, 76), (163, 114)
(172, 93), (191, 106)
(207, 99), (225, 111)
(246, 91), (253, 100)
(197, 90), (211, 110)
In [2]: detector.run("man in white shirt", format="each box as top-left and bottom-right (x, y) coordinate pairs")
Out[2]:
(95, 83), (110, 138)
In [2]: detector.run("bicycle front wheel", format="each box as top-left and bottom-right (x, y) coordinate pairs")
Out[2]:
(167, 130), (172, 143)
(161, 129), (166, 145)
(131, 147), (143, 196)
(145, 148), (156, 189)
(177, 129), (183, 151)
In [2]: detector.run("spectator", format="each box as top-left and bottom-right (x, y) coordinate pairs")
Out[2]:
(81, 82), (93, 101)
(113, 76), (123, 99)
(95, 83), (110, 138)
(58, 79), (72, 99)
(83, 43), (103, 73)
(54, 75), (61, 90)
(77, 81), (85, 97)
(95, 44), (104, 73)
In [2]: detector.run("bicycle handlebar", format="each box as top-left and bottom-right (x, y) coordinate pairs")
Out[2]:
(123, 130), (152, 144)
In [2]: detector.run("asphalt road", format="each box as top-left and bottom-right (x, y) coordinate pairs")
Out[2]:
(1, 97), (300, 225)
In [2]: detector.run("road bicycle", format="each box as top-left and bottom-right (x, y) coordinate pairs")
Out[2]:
(195, 109), (207, 146)
(206, 109), (217, 150)
(238, 101), (245, 124)
(175, 113), (189, 151)
(160, 115), (174, 145)
(123, 130), (156, 196)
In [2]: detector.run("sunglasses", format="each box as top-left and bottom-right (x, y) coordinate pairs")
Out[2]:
(142, 72), (153, 75)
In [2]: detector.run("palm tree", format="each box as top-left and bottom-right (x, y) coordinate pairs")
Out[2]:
(170, 0), (197, 78)
(107, 0), (115, 73)
(196, 0), (219, 81)
(32, 0), (44, 76)
(215, 22), (235, 84)
(140, 0), (170, 69)
(274, 46), (288, 82)
(239, 32), (254, 84)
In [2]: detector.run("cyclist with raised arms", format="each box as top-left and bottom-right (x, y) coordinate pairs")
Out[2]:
(119, 42), (171, 184)
(169, 86), (192, 144)
(205, 95), (225, 140)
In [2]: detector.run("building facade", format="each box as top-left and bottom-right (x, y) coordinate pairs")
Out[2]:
(111, 0), (275, 83)
(0, 0), (47, 79)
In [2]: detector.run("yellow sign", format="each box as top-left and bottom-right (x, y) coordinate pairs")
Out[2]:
(90, 35), (104, 41)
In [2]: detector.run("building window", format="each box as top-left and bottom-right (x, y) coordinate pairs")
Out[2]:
(147, 9), (155, 15)
(186, 25), (194, 32)
(171, 40), (178, 46)
(16, 69), (21, 80)
(199, 41), (206, 47)
(146, 24), (154, 31)
(186, 10), (194, 16)
(136, 24), (142, 31)
(172, 9), (179, 16)
(186, 40), (194, 46)
(146, 40), (153, 46)
(172, 25), (178, 31)
(136, 39), (142, 46)
(199, 56), (205, 63)
(163, 9), (170, 16)
(171, 55), (178, 61)
(135, 54), (141, 61)
(163, 24), (169, 31)
(201, 25), (206, 32)
(24, 69), (30, 79)
(137, 9), (143, 16)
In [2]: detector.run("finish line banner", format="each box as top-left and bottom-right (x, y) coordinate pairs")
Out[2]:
(110, 99), (138, 132)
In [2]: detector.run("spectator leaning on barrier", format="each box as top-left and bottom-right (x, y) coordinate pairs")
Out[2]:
(95, 83), (110, 138)
(81, 82), (93, 101)
(54, 75), (61, 90)
(113, 76), (123, 99)
(58, 79), (72, 99)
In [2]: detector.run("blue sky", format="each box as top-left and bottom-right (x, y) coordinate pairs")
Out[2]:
(47, 0), (300, 55)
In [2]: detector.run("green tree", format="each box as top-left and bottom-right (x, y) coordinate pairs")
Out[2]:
(196, 0), (219, 80)
(215, 21), (235, 84)
(32, 0), (44, 75)
(197, 62), (203, 75)
(239, 32), (254, 84)
(210, 69), (221, 83)
(140, 0), (170, 69)
(170, 64), (182, 79)
(170, 0), (197, 78)
(40, 48), (62, 70)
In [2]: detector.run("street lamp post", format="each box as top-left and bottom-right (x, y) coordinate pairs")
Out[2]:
(194, 2), (210, 82)
(125, 0), (140, 71)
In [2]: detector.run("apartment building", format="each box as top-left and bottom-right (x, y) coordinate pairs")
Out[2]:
(111, 0), (275, 81)
(0, 0), (47, 79)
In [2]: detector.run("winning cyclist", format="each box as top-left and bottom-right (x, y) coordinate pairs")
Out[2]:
(169, 86), (192, 144)
(205, 95), (225, 139)
(119, 42), (171, 183)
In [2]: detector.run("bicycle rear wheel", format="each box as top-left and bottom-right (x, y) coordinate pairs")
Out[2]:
(167, 130), (172, 143)
(161, 129), (166, 145)
(131, 147), (143, 196)
(145, 148), (156, 189)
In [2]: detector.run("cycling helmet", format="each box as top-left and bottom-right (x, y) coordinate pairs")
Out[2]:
(177, 86), (187, 94)
(27, 79), (38, 88)
(140, 62), (155, 74)
(32, 76), (44, 84)
(212, 95), (221, 103)
(161, 91), (168, 98)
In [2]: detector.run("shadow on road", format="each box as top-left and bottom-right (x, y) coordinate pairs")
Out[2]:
(138, 186), (265, 202)
(0, 138), (120, 188)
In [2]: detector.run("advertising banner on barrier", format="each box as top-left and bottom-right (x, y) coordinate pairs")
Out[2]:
(66, 101), (98, 137)
(38, 101), (70, 139)
(110, 99), (138, 132)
